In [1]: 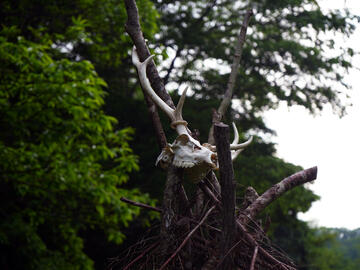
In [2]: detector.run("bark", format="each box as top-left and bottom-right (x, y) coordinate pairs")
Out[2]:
(124, 0), (174, 109)
(240, 166), (318, 224)
(160, 165), (187, 255)
(214, 123), (236, 269)
(120, 197), (162, 213)
(208, 9), (253, 144)
(124, 1), (191, 262)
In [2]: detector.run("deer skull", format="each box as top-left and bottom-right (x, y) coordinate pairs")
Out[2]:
(132, 47), (252, 182)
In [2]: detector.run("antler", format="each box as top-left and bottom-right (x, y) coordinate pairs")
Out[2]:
(207, 123), (253, 155)
(132, 47), (191, 138)
(132, 46), (251, 180)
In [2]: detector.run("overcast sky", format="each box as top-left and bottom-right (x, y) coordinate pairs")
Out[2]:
(264, 0), (360, 229)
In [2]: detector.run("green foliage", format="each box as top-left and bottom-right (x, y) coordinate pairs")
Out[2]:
(0, 26), (156, 269)
(152, 0), (357, 123)
(304, 228), (360, 270)
(1, 0), (358, 269)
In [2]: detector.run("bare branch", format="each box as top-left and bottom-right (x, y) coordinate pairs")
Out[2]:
(250, 246), (259, 270)
(159, 206), (216, 270)
(123, 242), (159, 270)
(236, 221), (296, 270)
(120, 197), (162, 213)
(214, 123), (236, 269)
(124, 0), (174, 148)
(124, 0), (174, 108)
(218, 9), (253, 118)
(241, 166), (318, 223)
(208, 9), (253, 144)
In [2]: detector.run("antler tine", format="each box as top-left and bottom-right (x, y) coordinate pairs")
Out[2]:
(132, 46), (192, 137)
(231, 122), (239, 145)
(132, 46), (175, 122)
(230, 135), (253, 150)
(174, 86), (188, 120)
(231, 122), (242, 160)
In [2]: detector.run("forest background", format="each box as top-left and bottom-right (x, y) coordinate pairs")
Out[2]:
(0, 0), (359, 269)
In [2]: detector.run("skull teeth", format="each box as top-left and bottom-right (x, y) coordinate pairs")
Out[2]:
(173, 160), (195, 168)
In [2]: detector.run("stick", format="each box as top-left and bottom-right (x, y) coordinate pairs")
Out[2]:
(159, 206), (216, 270)
(123, 242), (159, 270)
(214, 123), (236, 269)
(241, 166), (318, 223)
(120, 197), (162, 213)
(124, 0), (173, 148)
(250, 246), (258, 270)
(208, 9), (253, 144)
(236, 221), (296, 270)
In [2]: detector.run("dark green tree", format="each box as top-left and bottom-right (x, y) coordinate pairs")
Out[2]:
(1, 0), (357, 268)
(0, 8), (158, 269)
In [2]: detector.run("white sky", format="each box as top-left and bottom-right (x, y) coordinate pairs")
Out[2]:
(264, 0), (360, 229)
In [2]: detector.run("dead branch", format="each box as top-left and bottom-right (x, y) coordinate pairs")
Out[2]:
(241, 166), (318, 224)
(120, 197), (162, 213)
(214, 123), (236, 269)
(159, 206), (216, 270)
(236, 221), (296, 270)
(250, 246), (258, 270)
(123, 242), (159, 270)
(124, 0), (174, 109)
(208, 9), (253, 144)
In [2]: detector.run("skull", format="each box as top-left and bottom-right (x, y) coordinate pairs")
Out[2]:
(156, 134), (217, 182)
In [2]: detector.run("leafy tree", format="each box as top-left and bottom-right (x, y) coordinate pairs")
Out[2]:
(0, 23), (156, 269)
(1, 0), (358, 268)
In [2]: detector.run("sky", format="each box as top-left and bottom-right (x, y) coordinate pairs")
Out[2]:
(264, 0), (360, 229)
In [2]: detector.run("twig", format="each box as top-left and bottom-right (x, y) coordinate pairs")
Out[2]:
(120, 197), (162, 213)
(208, 9), (253, 144)
(218, 9), (253, 118)
(250, 246), (258, 270)
(215, 239), (243, 268)
(123, 242), (159, 270)
(159, 205), (216, 270)
(236, 221), (296, 270)
(241, 166), (318, 223)
(198, 181), (221, 205)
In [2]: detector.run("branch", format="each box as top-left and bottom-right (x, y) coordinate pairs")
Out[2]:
(241, 166), (318, 223)
(214, 123), (236, 269)
(124, 0), (173, 148)
(236, 221), (296, 270)
(120, 197), (162, 213)
(250, 246), (258, 270)
(218, 9), (253, 118)
(124, 0), (174, 108)
(123, 242), (159, 270)
(159, 205), (216, 270)
(208, 9), (253, 144)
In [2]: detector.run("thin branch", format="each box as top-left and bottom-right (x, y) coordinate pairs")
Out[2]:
(208, 9), (253, 144)
(198, 181), (221, 205)
(123, 242), (159, 270)
(250, 246), (258, 270)
(236, 221), (296, 270)
(120, 197), (162, 213)
(218, 9), (253, 117)
(241, 166), (318, 223)
(124, 0), (174, 108)
(163, 48), (182, 85)
(159, 205), (216, 270)
(124, 0), (173, 148)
